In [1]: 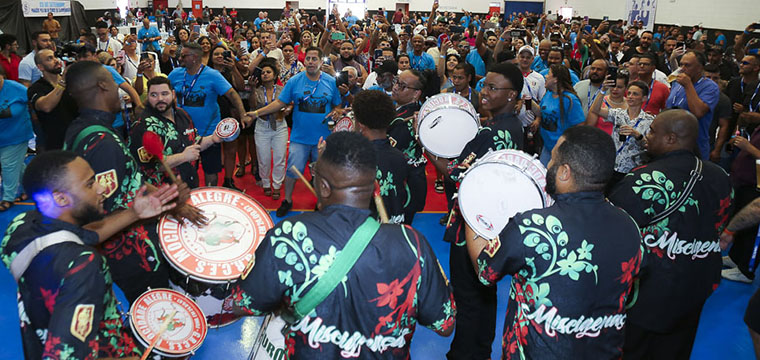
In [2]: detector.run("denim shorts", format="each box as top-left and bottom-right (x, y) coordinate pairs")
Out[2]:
(286, 142), (319, 179)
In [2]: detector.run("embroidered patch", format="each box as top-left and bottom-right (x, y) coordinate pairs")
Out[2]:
(483, 236), (502, 258)
(95, 169), (118, 198)
(70, 304), (94, 342)
(389, 137), (397, 147)
(137, 146), (153, 163)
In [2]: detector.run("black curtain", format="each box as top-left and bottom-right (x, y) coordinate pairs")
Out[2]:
(0, 0), (89, 53)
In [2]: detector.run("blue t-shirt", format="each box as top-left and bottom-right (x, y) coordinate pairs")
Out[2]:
(345, 15), (358, 26)
(539, 90), (585, 151)
(715, 34), (727, 50)
(169, 65), (232, 136)
(540, 68), (580, 86)
(475, 77), (485, 92)
(407, 50), (436, 71)
(0, 79), (34, 147)
(254, 17), (266, 29)
(137, 25), (161, 52)
(278, 71), (341, 145)
(104, 66), (127, 128)
(466, 50), (487, 77)
(665, 77), (720, 159)
(531, 56), (548, 73)
(460, 15), (471, 28)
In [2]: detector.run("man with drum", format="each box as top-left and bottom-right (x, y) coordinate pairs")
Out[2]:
(354, 90), (410, 224)
(2, 151), (178, 359)
(249, 46), (344, 218)
(130, 76), (224, 189)
(231, 131), (455, 358)
(609, 110), (733, 359)
(427, 62), (525, 359)
(462, 126), (643, 359)
(63, 61), (203, 304)
(389, 69), (428, 225)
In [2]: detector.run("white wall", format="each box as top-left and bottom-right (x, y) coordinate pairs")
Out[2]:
(545, 0), (757, 31)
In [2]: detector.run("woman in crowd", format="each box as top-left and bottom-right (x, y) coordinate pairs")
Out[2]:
(294, 30), (314, 63)
(397, 53), (411, 72)
(585, 70), (629, 135)
(0, 67), (32, 211)
(208, 45), (245, 189)
(589, 79), (653, 187)
(198, 36), (213, 67)
(279, 41), (305, 84)
(436, 41), (460, 91)
(529, 64), (585, 166)
(250, 61), (290, 200)
(120, 34), (140, 82)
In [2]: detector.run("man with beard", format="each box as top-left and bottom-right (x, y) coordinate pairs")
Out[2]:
(388, 69), (427, 224)
(464, 126), (642, 359)
(1, 151), (178, 359)
(130, 77), (223, 188)
(18, 31), (53, 86)
(249, 47), (343, 217)
(609, 110), (733, 360)
(330, 40), (368, 82)
(63, 61), (203, 304)
(622, 30), (654, 63)
(408, 34), (436, 71)
(574, 58), (608, 115)
(428, 62), (525, 359)
(658, 37), (678, 75)
(28, 49), (78, 150)
(531, 39), (552, 73)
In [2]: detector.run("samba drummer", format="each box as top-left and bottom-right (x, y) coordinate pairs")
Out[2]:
(389, 69), (429, 225)
(130, 77), (224, 189)
(62, 61), (205, 304)
(1, 151), (179, 359)
(354, 90), (410, 224)
(231, 132), (455, 358)
(462, 127), (642, 359)
(427, 62), (525, 359)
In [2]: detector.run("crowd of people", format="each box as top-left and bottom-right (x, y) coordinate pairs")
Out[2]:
(1, 3), (760, 359)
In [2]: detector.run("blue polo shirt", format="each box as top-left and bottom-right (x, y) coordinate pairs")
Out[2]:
(0, 79), (34, 147)
(665, 77), (720, 159)
(169, 65), (232, 136)
(278, 71), (342, 145)
(137, 25), (161, 52)
(531, 55), (549, 73)
(407, 50), (436, 71)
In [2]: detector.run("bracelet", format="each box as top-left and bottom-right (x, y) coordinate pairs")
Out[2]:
(599, 90), (607, 95)
(745, 30), (751, 35)
(253, 110), (259, 118)
(723, 228), (736, 236)
(439, 55), (445, 58)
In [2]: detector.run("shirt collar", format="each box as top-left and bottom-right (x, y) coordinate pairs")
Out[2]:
(33, 211), (100, 246)
(79, 108), (117, 127)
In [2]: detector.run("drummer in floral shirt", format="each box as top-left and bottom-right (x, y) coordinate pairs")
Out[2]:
(232, 132), (454, 359)
(464, 127), (643, 359)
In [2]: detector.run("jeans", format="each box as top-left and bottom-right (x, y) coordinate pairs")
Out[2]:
(0, 142), (28, 202)
(286, 141), (319, 179)
(254, 119), (288, 189)
(540, 146), (552, 167)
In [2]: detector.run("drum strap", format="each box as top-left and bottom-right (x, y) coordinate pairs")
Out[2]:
(10, 230), (83, 281)
(645, 158), (703, 227)
(64, 125), (120, 153)
(282, 217), (381, 325)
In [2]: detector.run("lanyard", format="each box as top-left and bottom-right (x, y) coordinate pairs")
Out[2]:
(524, 72), (534, 98)
(101, 39), (110, 53)
(302, 73), (322, 103)
(125, 54), (138, 70)
(741, 79), (760, 113)
(642, 77), (655, 111)
(587, 85), (601, 112)
(411, 53), (426, 70)
(458, 87), (472, 102)
(616, 113), (644, 155)
(180, 65), (205, 105)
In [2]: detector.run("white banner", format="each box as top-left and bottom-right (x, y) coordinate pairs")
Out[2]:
(626, 0), (657, 31)
(21, 0), (71, 17)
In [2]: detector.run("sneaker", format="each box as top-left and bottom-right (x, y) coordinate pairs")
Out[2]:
(276, 200), (292, 217)
(222, 178), (241, 191)
(721, 267), (753, 283)
(434, 179), (444, 194)
(723, 255), (737, 268)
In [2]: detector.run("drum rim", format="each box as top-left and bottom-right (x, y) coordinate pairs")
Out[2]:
(129, 288), (208, 357)
(215, 118), (240, 138)
(417, 107), (481, 158)
(420, 92), (478, 118)
(457, 155), (552, 239)
(158, 186), (273, 283)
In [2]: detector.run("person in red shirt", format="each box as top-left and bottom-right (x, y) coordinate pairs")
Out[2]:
(230, 8), (238, 19)
(0, 34), (21, 81)
(637, 52), (670, 115)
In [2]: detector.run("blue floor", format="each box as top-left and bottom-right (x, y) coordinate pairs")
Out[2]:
(0, 207), (756, 359)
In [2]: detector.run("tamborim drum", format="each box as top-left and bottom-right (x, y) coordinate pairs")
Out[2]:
(159, 187), (274, 327)
(130, 288), (207, 358)
(417, 93), (480, 158)
(332, 111), (355, 133)
(215, 117), (240, 142)
(457, 149), (553, 240)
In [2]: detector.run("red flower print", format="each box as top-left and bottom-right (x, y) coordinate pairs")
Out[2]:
(40, 287), (59, 313)
(374, 279), (405, 309)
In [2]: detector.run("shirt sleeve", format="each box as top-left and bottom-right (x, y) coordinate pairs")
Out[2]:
(210, 70), (233, 96)
(45, 249), (107, 360)
(700, 82), (720, 111)
(105, 66), (126, 85)
(278, 76), (296, 104)
(77, 133), (131, 211)
(566, 93), (586, 126)
(475, 214), (527, 286)
(27, 82), (45, 111)
(608, 172), (653, 228)
(18, 62), (34, 81)
(408, 226), (456, 334)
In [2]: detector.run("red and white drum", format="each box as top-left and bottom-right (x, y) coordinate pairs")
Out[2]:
(159, 187), (274, 327)
(457, 149), (553, 240)
(130, 288), (207, 358)
(332, 111), (355, 133)
(215, 117), (240, 142)
(417, 93), (480, 158)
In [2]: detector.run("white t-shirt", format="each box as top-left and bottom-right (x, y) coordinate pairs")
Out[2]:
(97, 38), (123, 56)
(518, 70), (547, 126)
(574, 79), (603, 116)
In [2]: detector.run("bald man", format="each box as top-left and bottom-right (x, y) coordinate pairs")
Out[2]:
(531, 39), (552, 73)
(609, 109), (733, 360)
(407, 34), (436, 71)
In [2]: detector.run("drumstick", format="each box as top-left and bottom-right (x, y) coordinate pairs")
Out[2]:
(139, 309), (177, 360)
(290, 165), (317, 197)
(373, 181), (389, 224)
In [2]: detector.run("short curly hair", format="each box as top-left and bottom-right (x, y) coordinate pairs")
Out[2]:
(352, 90), (395, 130)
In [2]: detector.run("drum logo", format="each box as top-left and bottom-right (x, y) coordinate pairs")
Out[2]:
(476, 214), (494, 232)
(156, 309), (186, 332)
(198, 213), (246, 247)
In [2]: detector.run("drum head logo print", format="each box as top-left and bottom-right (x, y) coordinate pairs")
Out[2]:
(130, 289), (207, 357)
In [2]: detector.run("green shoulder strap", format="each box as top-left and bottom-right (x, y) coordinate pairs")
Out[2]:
(287, 217), (381, 323)
(64, 125), (118, 152)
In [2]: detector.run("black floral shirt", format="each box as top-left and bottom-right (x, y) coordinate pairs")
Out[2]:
(476, 192), (642, 359)
(63, 109), (163, 282)
(232, 205), (455, 359)
(388, 102), (426, 167)
(609, 150), (733, 332)
(444, 112), (524, 245)
(372, 139), (410, 224)
(130, 105), (199, 188)
(1, 211), (142, 359)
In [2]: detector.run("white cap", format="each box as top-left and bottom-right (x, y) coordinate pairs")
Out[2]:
(414, 24), (425, 35)
(518, 45), (535, 57)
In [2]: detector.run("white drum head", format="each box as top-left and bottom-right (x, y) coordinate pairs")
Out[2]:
(418, 108), (480, 158)
(130, 288), (207, 357)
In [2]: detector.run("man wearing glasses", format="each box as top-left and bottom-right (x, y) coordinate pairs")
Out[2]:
(637, 53), (670, 115)
(428, 63), (525, 359)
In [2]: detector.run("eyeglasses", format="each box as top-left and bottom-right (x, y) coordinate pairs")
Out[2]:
(638, 62), (654, 67)
(392, 77), (421, 91)
(742, 61), (753, 65)
(483, 84), (515, 92)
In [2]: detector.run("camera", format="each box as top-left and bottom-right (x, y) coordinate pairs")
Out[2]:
(55, 42), (83, 64)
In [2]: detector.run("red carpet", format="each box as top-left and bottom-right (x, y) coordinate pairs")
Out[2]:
(199, 159), (449, 212)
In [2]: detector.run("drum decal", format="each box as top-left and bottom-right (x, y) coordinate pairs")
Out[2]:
(130, 289), (207, 356)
